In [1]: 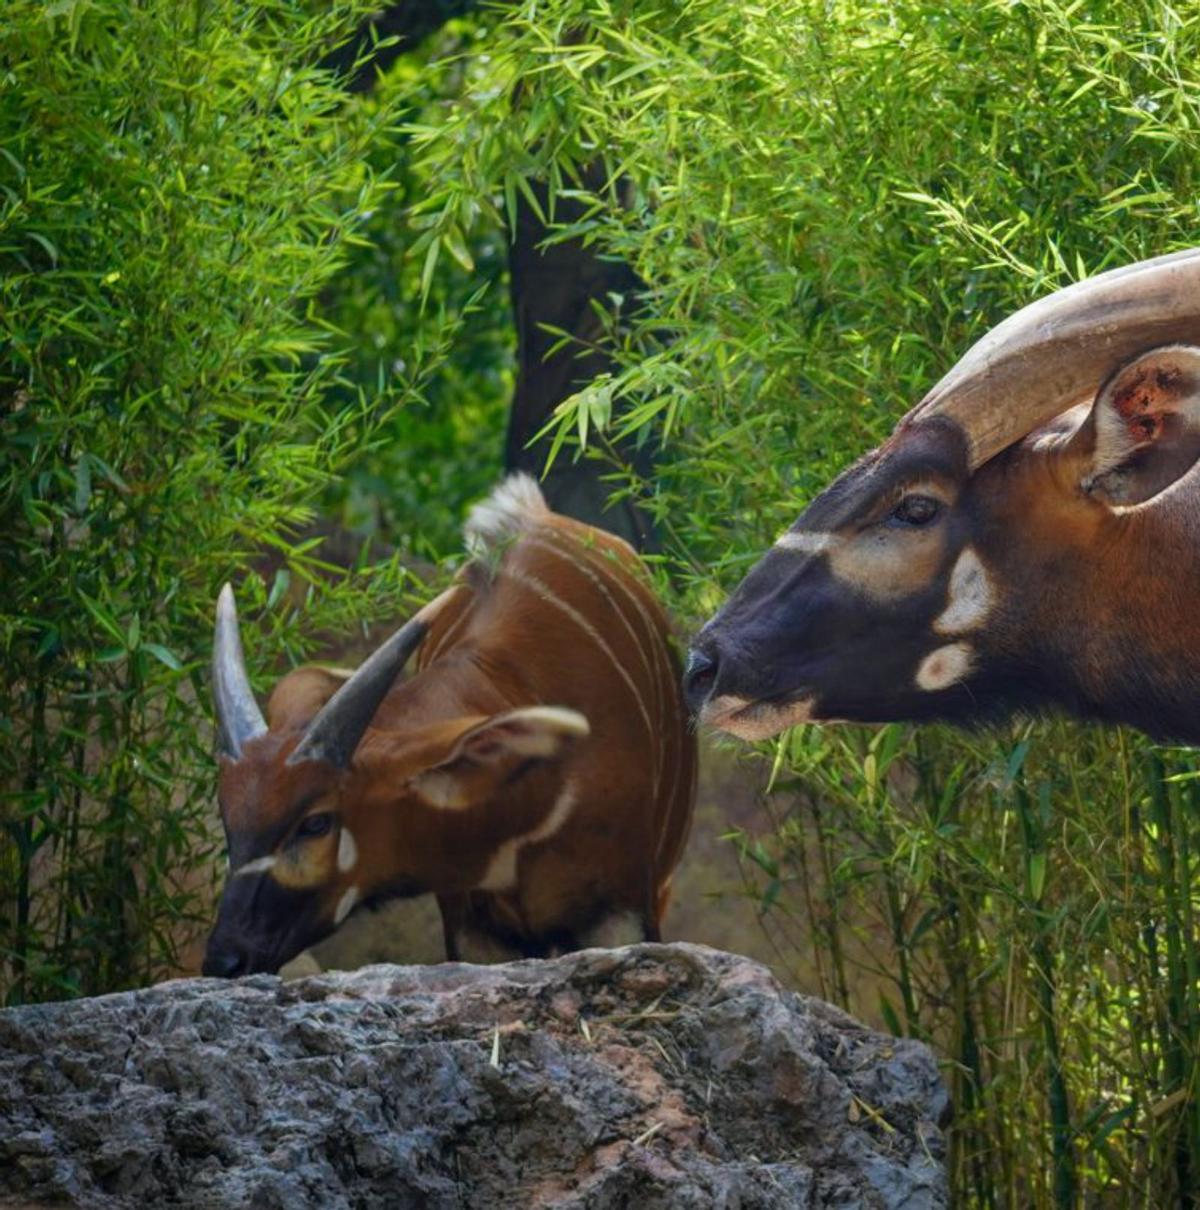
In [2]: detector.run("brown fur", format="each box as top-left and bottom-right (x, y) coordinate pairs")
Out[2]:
(210, 486), (696, 972)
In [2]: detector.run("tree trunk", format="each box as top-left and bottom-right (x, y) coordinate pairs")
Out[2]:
(505, 174), (657, 549)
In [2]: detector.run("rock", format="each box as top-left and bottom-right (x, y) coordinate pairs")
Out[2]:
(0, 944), (947, 1208)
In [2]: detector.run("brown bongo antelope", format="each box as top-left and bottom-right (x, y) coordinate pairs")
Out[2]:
(204, 475), (696, 977)
(685, 247), (1200, 745)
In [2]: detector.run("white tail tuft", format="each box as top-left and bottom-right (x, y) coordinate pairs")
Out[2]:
(465, 473), (550, 558)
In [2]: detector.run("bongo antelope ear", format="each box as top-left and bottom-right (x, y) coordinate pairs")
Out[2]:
(408, 707), (590, 810)
(1078, 345), (1200, 506)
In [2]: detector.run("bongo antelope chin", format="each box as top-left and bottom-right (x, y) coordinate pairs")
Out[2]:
(686, 248), (1200, 745)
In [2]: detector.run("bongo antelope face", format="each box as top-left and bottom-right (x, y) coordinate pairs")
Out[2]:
(686, 249), (1200, 744)
(201, 593), (433, 978)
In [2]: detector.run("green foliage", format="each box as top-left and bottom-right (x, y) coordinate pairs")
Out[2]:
(319, 20), (515, 556)
(0, 0), (435, 1001)
(729, 723), (1200, 1207)
(401, 0), (1200, 1202)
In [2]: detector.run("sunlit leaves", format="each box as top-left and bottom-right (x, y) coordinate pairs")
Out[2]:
(0, 0), (419, 1002)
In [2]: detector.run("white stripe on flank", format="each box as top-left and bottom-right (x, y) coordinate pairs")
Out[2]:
(502, 567), (656, 777)
(604, 573), (679, 863)
(525, 532), (684, 863)
(525, 535), (656, 688)
(540, 535), (675, 789)
(476, 781), (579, 891)
(550, 536), (682, 857)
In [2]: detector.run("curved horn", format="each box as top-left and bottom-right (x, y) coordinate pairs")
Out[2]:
(212, 583), (268, 759)
(905, 246), (1200, 469)
(287, 615), (429, 769)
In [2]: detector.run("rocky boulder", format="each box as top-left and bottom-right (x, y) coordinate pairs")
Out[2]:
(0, 944), (947, 1208)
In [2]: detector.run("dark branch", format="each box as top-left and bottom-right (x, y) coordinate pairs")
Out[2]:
(321, 1), (479, 92)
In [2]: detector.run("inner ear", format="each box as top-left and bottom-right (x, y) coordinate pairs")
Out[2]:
(410, 707), (590, 810)
(1082, 344), (1200, 505)
(437, 706), (590, 768)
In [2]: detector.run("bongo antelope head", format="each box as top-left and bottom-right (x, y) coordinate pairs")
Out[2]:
(686, 248), (1200, 744)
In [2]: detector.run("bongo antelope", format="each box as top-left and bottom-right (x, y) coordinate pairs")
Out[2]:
(686, 247), (1200, 745)
(204, 476), (696, 976)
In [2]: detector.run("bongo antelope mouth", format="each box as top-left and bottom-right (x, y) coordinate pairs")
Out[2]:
(700, 693), (816, 742)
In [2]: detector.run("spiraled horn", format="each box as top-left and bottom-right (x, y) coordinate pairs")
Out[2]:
(212, 583), (268, 759)
(904, 246), (1200, 469)
(287, 616), (429, 769)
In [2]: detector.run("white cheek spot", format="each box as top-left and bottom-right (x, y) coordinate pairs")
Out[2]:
(233, 855), (277, 878)
(775, 530), (832, 556)
(915, 642), (974, 692)
(337, 827), (358, 872)
(476, 781), (579, 892)
(333, 885), (359, 925)
(934, 547), (994, 635)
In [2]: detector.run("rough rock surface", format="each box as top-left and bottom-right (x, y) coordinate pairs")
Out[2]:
(0, 944), (947, 1208)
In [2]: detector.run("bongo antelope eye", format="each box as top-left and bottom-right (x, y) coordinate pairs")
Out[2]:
(295, 812), (334, 840)
(890, 495), (941, 526)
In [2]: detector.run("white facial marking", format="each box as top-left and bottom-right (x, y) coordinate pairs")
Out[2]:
(334, 885), (359, 925)
(700, 693), (818, 742)
(826, 528), (941, 603)
(476, 781), (579, 892)
(233, 855), (277, 878)
(775, 530), (833, 556)
(915, 642), (974, 692)
(934, 547), (994, 635)
(337, 827), (358, 873)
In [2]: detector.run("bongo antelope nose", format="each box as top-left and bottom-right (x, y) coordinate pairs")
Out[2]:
(683, 646), (719, 713)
